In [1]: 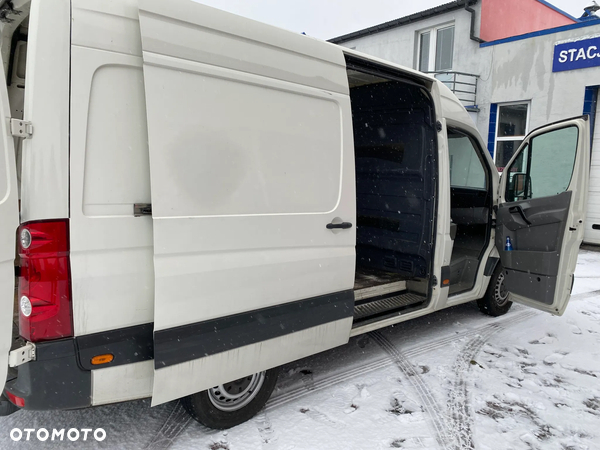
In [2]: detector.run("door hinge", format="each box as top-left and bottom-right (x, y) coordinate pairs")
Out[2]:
(8, 342), (36, 367)
(134, 203), (152, 217)
(10, 119), (33, 139)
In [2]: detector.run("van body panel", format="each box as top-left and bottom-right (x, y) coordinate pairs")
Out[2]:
(138, 0), (349, 95)
(152, 317), (353, 406)
(497, 117), (590, 315)
(69, 4), (154, 335)
(139, 0), (356, 405)
(20, 0), (70, 223)
(0, 58), (19, 394)
(72, 0), (142, 56)
(91, 360), (153, 406)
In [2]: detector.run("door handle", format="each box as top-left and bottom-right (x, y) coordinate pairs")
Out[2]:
(326, 222), (353, 230)
(508, 205), (532, 225)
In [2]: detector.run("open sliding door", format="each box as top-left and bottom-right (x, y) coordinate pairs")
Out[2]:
(138, 0), (357, 405)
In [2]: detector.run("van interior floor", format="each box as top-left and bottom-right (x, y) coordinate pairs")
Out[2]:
(354, 267), (408, 301)
(353, 267), (426, 326)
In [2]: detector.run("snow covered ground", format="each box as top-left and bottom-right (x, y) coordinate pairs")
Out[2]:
(1, 248), (599, 449)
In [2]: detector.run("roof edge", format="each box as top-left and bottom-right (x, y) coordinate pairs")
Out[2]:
(535, 0), (579, 23)
(480, 18), (600, 48)
(328, 0), (477, 44)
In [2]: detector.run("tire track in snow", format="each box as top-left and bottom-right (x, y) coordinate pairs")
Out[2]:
(447, 310), (538, 450)
(267, 309), (538, 411)
(145, 400), (194, 450)
(370, 330), (453, 450)
(447, 326), (500, 450)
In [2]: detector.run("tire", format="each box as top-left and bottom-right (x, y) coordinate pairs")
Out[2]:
(182, 367), (279, 429)
(477, 263), (513, 317)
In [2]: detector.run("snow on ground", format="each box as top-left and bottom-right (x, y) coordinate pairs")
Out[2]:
(1, 249), (600, 449)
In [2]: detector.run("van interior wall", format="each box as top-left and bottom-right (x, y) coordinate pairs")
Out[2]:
(350, 80), (436, 284)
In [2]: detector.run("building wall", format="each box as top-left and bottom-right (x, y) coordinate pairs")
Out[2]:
(479, 24), (600, 137)
(480, 0), (575, 42)
(334, 6), (600, 152)
(338, 5), (483, 74)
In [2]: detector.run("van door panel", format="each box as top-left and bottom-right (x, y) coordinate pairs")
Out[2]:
(0, 59), (19, 392)
(497, 118), (590, 315)
(139, 0), (356, 405)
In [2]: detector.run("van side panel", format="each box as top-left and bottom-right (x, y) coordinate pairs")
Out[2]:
(20, 0), (70, 223)
(70, 1), (154, 336)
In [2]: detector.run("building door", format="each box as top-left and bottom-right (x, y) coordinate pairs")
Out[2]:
(584, 100), (600, 244)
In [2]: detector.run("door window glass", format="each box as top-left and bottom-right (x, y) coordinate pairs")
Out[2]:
(448, 129), (486, 189)
(505, 126), (579, 201)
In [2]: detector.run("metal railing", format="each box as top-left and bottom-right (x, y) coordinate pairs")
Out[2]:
(425, 71), (479, 109)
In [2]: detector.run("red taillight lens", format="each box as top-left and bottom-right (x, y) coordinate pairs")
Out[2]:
(5, 390), (25, 408)
(17, 220), (73, 342)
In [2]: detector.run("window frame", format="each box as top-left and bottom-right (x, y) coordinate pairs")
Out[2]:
(494, 101), (531, 172)
(447, 127), (491, 192)
(417, 23), (455, 73)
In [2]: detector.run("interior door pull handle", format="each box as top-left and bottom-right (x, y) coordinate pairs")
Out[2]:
(508, 205), (532, 225)
(327, 222), (353, 230)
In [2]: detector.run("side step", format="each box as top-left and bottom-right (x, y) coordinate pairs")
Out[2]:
(353, 292), (426, 323)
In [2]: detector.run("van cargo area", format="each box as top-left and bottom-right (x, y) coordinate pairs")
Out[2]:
(347, 64), (436, 325)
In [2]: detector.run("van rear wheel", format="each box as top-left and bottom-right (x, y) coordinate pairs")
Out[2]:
(476, 263), (513, 317)
(182, 368), (279, 429)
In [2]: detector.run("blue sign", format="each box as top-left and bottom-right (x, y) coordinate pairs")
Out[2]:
(553, 36), (600, 72)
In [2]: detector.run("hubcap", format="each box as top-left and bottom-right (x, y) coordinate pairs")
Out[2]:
(208, 371), (266, 412)
(494, 271), (510, 307)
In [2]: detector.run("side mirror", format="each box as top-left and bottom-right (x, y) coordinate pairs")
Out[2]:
(506, 172), (530, 202)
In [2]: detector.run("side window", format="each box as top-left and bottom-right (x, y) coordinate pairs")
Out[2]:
(505, 126), (579, 201)
(448, 129), (487, 189)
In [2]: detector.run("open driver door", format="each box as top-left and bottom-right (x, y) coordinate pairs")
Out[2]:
(496, 116), (590, 315)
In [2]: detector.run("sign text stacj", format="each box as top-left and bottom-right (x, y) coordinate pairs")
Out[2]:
(554, 35), (600, 72)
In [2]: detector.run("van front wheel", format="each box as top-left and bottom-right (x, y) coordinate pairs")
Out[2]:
(476, 264), (513, 317)
(182, 367), (279, 429)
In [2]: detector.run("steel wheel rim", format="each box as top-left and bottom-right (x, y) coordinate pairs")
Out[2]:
(494, 271), (510, 307)
(208, 372), (266, 412)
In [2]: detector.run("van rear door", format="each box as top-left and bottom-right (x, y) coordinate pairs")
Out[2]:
(138, 0), (356, 405)
(496, 117), (590, 315)
(0, 61), (19, 392)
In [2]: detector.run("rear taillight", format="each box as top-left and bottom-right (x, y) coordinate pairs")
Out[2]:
(17, 220), (73, 342)
(5, 390), (25, 408)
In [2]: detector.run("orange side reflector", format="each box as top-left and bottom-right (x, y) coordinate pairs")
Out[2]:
(91, 354), (114, 365)
(442, 279), (451, 286)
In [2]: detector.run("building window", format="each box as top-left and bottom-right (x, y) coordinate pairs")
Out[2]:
(418, 25), (455, 72)
(494, 102), (530, 171)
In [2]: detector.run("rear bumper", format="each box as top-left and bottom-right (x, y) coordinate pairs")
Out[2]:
(4, 339), (91, 410)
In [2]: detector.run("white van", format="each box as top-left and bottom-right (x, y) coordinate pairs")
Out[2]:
(0, 0), (590, 429)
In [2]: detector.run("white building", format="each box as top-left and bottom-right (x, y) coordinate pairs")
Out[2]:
(330, 0), (600, 244)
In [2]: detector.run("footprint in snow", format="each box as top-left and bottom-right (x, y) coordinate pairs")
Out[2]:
(299, 408), (344, 429)
(544, 352), (567, 365)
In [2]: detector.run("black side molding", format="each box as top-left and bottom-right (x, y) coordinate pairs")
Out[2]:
(75, 323), (154, 371)
(154, 290), (355, 369)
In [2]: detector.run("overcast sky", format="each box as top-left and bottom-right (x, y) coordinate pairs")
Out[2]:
(193, 0), (594, 40)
